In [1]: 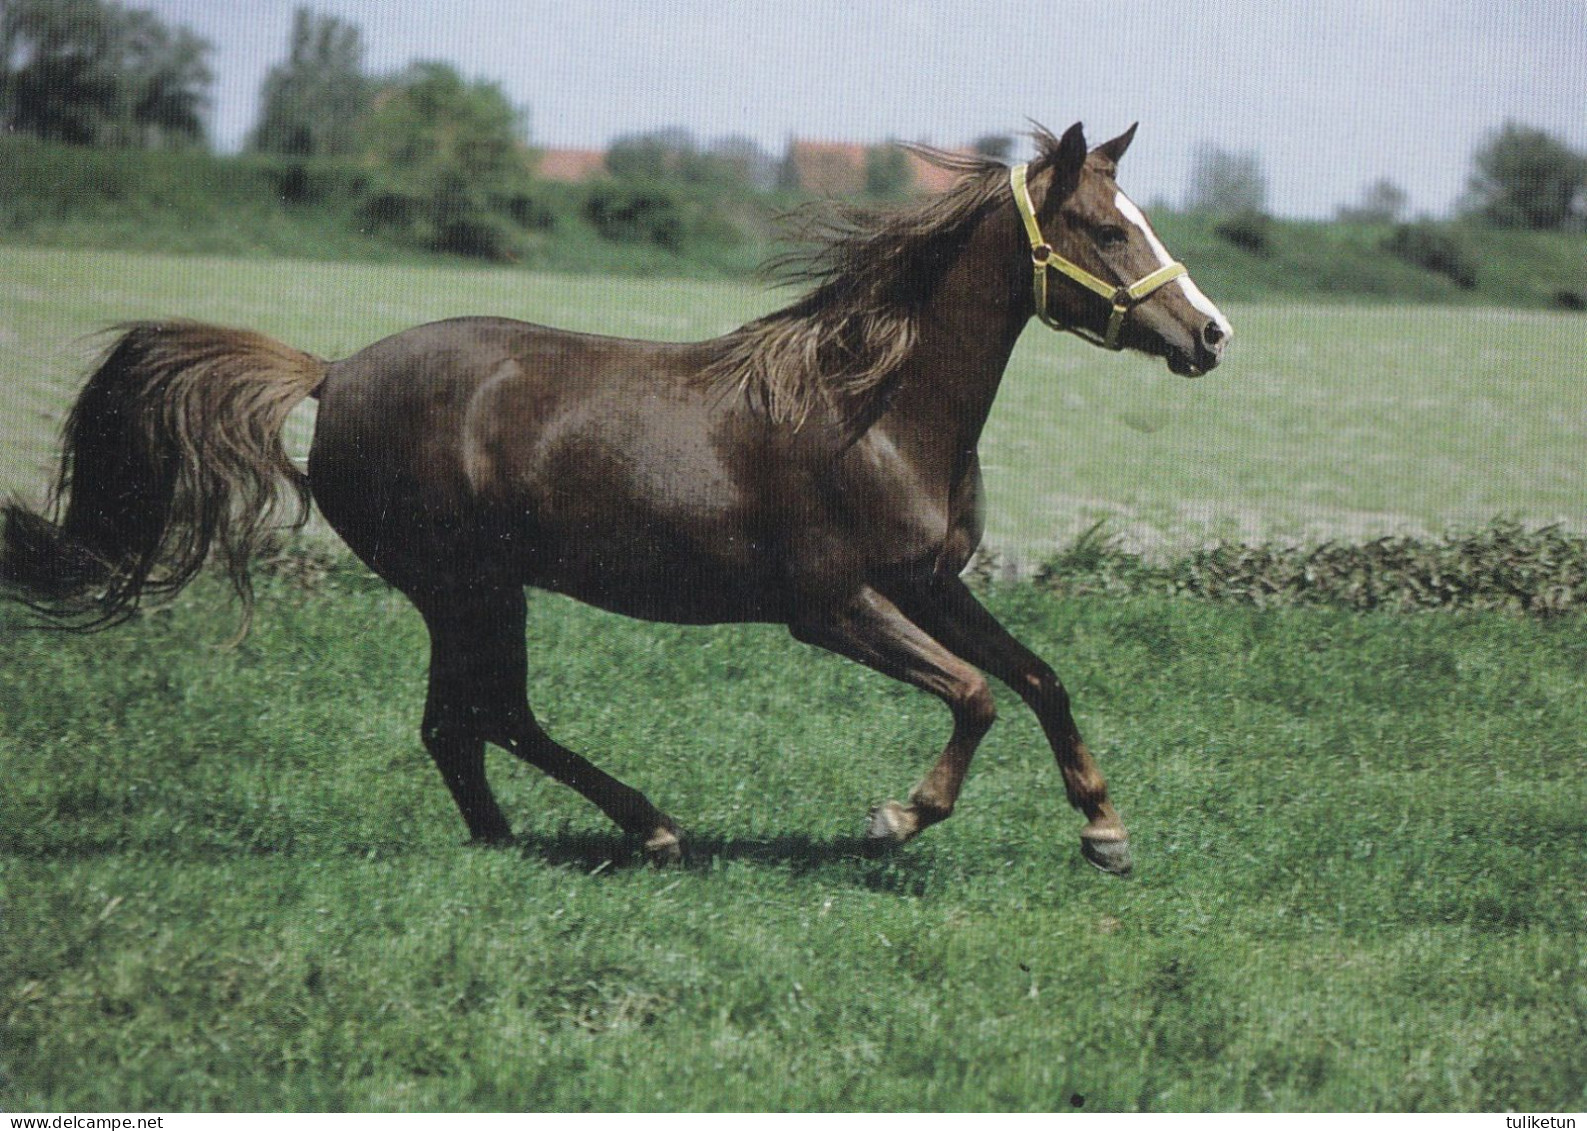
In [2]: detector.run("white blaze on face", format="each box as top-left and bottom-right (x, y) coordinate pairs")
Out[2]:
(1114, 189), (1233, 341)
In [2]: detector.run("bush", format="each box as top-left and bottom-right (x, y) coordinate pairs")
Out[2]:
(357, 188), (419, 231)
(433, 214), (519, 260)
(1212, 210), (1273, 256)
(347, 168), (555, 260)
(1032, 522), (1587, 616)
(261, 158), (370, 207)
(583, 182), (686, 249)
(502, 192), (556, 232)
(1381, 222), (1479, 288)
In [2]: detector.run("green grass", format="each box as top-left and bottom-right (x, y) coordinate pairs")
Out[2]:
(2, 248), (1584, 1110)
(2, 578), (1583, 1110)
(0, 139), (782, 280)
(0, 141), (415, 265)
(3, 247), (1584, 555)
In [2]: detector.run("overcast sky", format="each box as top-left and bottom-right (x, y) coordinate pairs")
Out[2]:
(137, 0), (1587, 219)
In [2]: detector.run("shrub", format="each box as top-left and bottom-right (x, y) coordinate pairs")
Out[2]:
(433, 214), (518, 260)
(358, 188), (419, 230)
(583, 182), (686, 249)
(1031, 522), (1587, 616)
(502, 192), (556, 232)
(1212, 210), (1273, 256)
(261, 158), (370, 207)
(1380, 222), (1479, 288)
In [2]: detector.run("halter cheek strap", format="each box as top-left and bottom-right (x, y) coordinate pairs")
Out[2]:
(1009, 163), (1187, 350)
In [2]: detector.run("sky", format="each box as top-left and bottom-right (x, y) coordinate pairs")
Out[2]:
(137, 0), (1587, 219)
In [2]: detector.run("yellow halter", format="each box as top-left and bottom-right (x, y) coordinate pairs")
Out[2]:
(1009, 163), (1187, 350)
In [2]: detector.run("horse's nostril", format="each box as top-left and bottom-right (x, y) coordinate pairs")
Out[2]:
(1202, 321), (1225, 347)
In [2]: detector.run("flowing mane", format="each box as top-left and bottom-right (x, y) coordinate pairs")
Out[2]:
(702, 128), (1069, 433)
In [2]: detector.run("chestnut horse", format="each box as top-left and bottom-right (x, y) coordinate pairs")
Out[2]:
(2, 123), (1230, 874)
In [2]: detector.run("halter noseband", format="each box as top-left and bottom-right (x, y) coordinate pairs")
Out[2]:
(1009, 163), (1187, 350)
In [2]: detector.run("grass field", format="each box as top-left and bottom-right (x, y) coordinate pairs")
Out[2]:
(2, 578), (1584, 1110)
(3, 246), (1584, 553)
(2, 247), (1585, 1111)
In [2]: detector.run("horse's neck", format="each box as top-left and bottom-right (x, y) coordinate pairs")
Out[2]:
(879, 215), (1030, 479)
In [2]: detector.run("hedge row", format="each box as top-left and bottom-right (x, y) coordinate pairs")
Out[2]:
(1027, 521), (1586, 616)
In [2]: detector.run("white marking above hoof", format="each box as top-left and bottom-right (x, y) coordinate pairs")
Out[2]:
(866, 800), (918, 843)
(643, 825), (683, 865)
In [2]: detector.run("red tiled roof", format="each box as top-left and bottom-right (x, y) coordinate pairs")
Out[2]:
(905, 150), (969, 195)
(786, 138), (976, 196)
(537, 139), (976, 194)
(786, 139), (868, 196)
(535, 148), (607, 182)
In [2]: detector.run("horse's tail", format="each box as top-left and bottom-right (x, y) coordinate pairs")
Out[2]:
(1, 320), (328, 632)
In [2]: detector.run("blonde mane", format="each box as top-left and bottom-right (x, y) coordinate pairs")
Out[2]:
(701, 131), (1068, 433)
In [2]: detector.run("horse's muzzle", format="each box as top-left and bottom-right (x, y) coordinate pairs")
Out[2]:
(1167, 318), (1229, 378)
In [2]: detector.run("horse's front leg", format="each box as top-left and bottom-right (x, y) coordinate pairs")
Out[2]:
(889, 576), (1132, 876)
(790, 585), (996, 845)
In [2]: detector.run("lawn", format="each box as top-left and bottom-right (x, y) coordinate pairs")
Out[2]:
(3, 246), (1583, 551)
(1, 247), (1583, 1111)
(2, 577), (1583, 1110)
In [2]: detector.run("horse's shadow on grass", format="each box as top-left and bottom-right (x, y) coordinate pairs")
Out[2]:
(11, 824), (937, 895)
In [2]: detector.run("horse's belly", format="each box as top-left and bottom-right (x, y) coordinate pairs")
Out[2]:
(514, 525), (787, 624)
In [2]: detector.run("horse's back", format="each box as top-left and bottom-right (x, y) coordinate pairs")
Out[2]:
(305, 316), (792, 617)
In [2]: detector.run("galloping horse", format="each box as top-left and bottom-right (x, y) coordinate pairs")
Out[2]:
(3, 123), (1230, 874)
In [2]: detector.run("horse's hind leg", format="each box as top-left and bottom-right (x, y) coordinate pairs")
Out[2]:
(416, 585), (681, 859)
(506, 718), (684, 862)
(416, 586), (519, 842)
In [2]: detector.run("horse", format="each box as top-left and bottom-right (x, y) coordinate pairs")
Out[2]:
(2, 122), (1230, 875)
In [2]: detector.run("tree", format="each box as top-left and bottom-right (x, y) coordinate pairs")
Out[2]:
(1, 0), (120, 144)
(1337, 178), (1408, 225)
(605, 127), (774, 190)
(1184, 144), (1268, 215)
(0, 0), (211, 147)
(972, 134), (1013, 162)
(864, 143), (912, 198)
(365, 62), (528, 177)
(706, 134), (776, 190)
(605, 127), (695, 181)
(250, 7), (370, 157)
(360, 61), (534, 257)
(1465, 121), (1587, 230)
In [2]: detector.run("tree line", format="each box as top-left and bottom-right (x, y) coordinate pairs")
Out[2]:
(1185, 125), (1587, 233)
(3, 1), (1585, 262)
(0, 0), (210, 147)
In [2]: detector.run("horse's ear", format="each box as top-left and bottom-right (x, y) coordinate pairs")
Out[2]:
(1095, 123), (1138, 166)
(1045, 121), (1088, 198)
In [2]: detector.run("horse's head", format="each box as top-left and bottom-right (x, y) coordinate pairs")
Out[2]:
(1015, 122), (1231, 377)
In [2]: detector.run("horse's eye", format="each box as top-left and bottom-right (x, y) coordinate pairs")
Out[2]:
(1098, 225), (1128, 248)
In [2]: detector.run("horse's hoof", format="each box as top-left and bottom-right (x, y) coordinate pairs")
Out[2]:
(1081, 834), (1133, 877)
(866, 800), (918, 845)
(643, 825), (684, 865)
